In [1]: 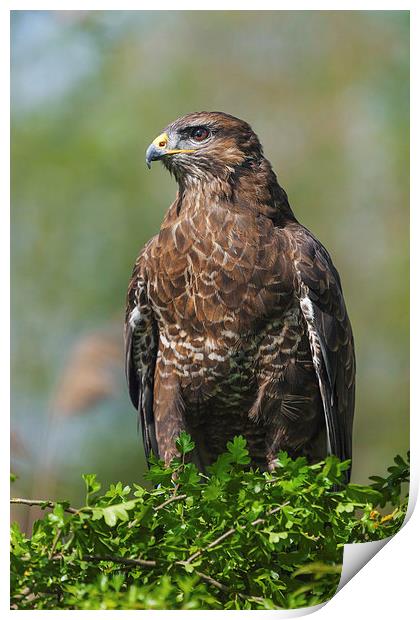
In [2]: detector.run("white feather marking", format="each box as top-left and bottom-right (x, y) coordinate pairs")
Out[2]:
(299, 287), (333, 455)
(129, 307), (141, 329)
(159, 333), (170, 348)
(208, 352), (227, 362)
(221, 329), (238, 339)
(300, 295), (314, 321)
(179, 340), (203, 352)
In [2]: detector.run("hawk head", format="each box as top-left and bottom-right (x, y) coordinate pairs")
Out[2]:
(145, 111), (264, 182)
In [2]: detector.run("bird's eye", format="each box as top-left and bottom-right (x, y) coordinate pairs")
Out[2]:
(190, 126), (210, 142)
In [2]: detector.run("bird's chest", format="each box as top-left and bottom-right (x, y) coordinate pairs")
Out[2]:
(147, 208), (293, 335)
(155, 306), (304, 410)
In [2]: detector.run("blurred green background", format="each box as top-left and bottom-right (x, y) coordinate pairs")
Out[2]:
(11, 10), (409, 527)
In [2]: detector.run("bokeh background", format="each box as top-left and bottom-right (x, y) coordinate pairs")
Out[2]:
(11, 10), (409, 530)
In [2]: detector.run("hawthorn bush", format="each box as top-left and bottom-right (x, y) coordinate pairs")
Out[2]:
(10, 434), (409, 610)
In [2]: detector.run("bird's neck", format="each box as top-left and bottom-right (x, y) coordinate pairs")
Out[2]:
(175, 157), (297, 226)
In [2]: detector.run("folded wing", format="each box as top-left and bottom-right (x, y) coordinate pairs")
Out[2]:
(292, 226), (356, 478)
(125, 246), (159, 462)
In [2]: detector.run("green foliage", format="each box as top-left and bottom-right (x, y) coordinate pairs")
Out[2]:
(10, 435), (409, 610)
(369, 454), (410, 506)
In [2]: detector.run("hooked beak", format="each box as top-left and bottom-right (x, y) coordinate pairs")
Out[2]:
(145, 132), (196, 169)
(145, 142), (165, 169)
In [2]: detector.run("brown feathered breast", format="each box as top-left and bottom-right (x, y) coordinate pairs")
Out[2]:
(125, 112), (355, 478)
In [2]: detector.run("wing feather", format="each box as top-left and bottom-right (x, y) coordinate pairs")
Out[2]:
(124, 242), (159, 463)
(293, 226), (356, 479)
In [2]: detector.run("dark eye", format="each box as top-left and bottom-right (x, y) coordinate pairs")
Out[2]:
(190, 126), (210, 142)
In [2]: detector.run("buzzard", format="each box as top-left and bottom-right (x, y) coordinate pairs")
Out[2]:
(125, 112), (355, 479)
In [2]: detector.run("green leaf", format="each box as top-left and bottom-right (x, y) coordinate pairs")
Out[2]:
(178, 463), (201, 486)
(346, 484), (383, 506)
(207, 452), (233, 481)
(145, 462), (174, 486)
(276, 451), (292, 469)
(133, 484), (146, 499)
(82, 474), (101, 505)
(92, 501), (136, 527)
(226, 435), (250, 465)
(176, 432), (195, 455)
(268, 531), (288, 543)
(203, 479), (223, 501)
(336, 502), (354, 514)
(48, 503), (66, 528)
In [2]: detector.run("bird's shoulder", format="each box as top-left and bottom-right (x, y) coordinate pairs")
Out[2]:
(276, 221), (346, 316)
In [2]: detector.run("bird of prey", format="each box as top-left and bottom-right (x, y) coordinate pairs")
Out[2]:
(125, 111), (355, 479)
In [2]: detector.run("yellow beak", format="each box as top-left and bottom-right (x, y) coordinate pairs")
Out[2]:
(145, 132), (196, 168)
